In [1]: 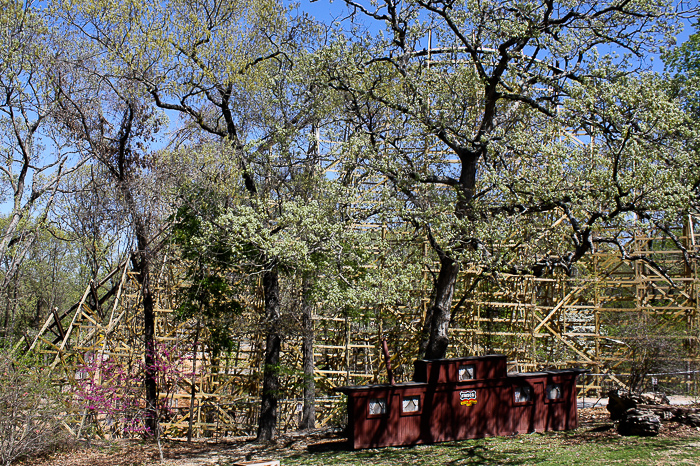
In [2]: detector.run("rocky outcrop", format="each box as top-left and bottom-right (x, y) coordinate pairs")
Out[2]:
(606, 390), (669, 420)
(636, 405), (700, 427)
(617, 408), (661, 436)
(608, 389), (700, 436)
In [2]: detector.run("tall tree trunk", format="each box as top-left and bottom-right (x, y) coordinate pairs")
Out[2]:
(419, 255), (460, 359)
(142, 269), (157, 436)
(419, 157), (476, 360)
(299, 276), (315, 430)
(131, 227), (158, 436)
(257, 263), (281, 441)
(187, 319), (201, 442)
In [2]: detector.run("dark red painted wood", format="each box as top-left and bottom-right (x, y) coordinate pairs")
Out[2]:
(336, 355), (587, 449)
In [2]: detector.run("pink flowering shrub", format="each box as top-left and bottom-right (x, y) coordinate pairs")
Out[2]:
(73, 342), (194, 437)
(74, 355), (146, 435)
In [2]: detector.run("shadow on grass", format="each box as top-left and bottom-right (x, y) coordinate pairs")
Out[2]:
(281, 430), (700, 466)
(306, 439), (351, 453)
(282, 437), (557, 465)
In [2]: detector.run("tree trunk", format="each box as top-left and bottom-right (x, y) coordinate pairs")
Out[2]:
(257, 264), (281, 441)
(187, 319), (201, 442)
(131, 234), (158, 436)
(299, 276), (315, 430)
(142, 271), (158, 436)
(125, 177), (157, 437)
(420, 255), (460, 360)
(419, 157), (477, 360)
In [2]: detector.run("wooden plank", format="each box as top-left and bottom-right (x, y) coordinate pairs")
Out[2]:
(533, 287), (583, 334)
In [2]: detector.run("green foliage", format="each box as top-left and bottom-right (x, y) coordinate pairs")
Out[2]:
(170, 187), (244, 353)
(665, 22), (700, 113)
(0, 219), (84, 341)
(167, 141), (422, 321)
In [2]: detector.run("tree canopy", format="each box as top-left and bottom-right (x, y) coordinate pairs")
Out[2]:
(0, 0), (698, 442)
(324, 0), (699, 358)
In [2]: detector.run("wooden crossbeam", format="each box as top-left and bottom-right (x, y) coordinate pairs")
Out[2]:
(532, 286), (584, 334)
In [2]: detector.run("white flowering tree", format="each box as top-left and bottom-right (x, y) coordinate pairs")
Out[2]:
(324, 0), (699, 359)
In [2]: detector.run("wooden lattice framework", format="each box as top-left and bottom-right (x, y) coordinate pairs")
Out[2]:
(16, 213), (699, 438)
(449, 214), (700, 396)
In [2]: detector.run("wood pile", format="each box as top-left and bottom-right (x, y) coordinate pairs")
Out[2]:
(607, 390), (700, 436)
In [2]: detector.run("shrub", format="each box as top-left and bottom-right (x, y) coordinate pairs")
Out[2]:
(0, 350), (72, 465)
(72, 342), (193, 438)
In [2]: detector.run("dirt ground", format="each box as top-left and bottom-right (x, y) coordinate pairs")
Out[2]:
(19, 428), (347, 466)
(18, 406), (700, 466)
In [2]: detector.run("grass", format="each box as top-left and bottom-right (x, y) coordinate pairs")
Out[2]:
(273, 429), (700, 466)
(21, 409), (700, 465)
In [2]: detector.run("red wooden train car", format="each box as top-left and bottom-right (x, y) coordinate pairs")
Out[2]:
(335, 354), (587, 449)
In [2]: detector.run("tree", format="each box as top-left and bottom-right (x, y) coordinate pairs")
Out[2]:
(0, 223), (83, 340)
(0, 0), (88, 299)
(53, 165), (131, 283)
(324, 0), (698, 359)
(665, 20), (700, 118)
(55, 0), (346, 439)
(165, 135), (400, 435)
(664, 21), (700, 216)
(46, 38), (172, 432)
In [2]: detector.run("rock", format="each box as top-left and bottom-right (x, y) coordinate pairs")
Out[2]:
(673, 412), (700, 427)
(607, 390), (667, 420)
(635, 404), (700, 426)
(618, 408), (661, 436)
(607, 390), (637, 420)
(640, 392), (670, 405)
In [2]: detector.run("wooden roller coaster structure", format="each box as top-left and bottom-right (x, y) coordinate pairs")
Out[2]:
(15, 212), (699, 438)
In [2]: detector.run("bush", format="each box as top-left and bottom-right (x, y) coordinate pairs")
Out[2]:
(0, 350), (72, 465)
(72, 342), (193, 438)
